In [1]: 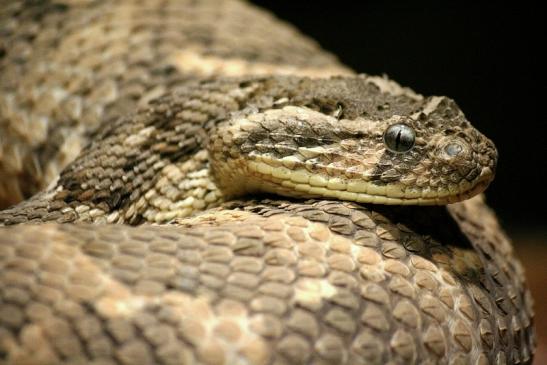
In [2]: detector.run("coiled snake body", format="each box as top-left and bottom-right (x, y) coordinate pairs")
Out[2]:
(0, 1), (535, 364)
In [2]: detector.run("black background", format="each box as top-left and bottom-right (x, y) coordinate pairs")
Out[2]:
(253, 1), (545, 232)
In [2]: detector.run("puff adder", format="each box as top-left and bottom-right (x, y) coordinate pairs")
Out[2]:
(0, 0), (535, 364)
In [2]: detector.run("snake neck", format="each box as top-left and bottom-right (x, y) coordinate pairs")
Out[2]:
(0, 77), (297, 225)
(0, 79), (251, 225)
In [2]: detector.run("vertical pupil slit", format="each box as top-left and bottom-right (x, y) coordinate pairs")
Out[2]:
(395, 130), (402, 149)
(384, 124), (415, 153)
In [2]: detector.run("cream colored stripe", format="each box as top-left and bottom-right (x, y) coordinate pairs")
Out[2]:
(170, 48), (353, 78)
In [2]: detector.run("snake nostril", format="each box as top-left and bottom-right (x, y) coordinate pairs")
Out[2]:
(444, 143), (463, 157)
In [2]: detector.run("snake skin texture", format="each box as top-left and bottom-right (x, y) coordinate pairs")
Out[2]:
(0, 198), (535, 364)
(0, 0), (535, 364)
(0, 0), (348, 208)
(0, 75), (497, 225)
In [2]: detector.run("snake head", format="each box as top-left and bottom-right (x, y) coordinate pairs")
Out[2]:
(210, 75), (497, 205)
(367, 95), (498, 204)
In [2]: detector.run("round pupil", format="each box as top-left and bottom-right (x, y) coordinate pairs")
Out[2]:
(384, 124), (415, 153)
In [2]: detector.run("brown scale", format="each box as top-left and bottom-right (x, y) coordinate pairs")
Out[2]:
(0, 0), (344, 208)
(0, 75), (495, 225)
(0, 0), (535, 364)
(0, 198), (535, 364)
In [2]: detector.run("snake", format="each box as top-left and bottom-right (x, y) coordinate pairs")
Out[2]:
(0, 1), (535, 364)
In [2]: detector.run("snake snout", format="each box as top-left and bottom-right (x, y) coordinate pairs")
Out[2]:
(476, 135), (498, 182)
(462, 133), (498, 197)
(483, 138), (498, 169)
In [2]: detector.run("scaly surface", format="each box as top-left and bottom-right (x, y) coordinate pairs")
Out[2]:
(0, 0), (535, 364)
(0, 198), (535, 364)
(0, 0), (348, 208)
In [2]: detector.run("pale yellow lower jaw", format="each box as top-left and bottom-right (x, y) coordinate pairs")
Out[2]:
(274, 179), (452, 205)
(246, 162), (489, 206)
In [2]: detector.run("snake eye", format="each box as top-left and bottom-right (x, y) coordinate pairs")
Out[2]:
(384, 123), (415, 153)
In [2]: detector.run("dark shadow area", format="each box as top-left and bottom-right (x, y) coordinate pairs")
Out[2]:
(374, 205), (473, 249)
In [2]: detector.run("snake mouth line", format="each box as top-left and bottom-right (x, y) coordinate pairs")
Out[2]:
(247, 161), (491, 205)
